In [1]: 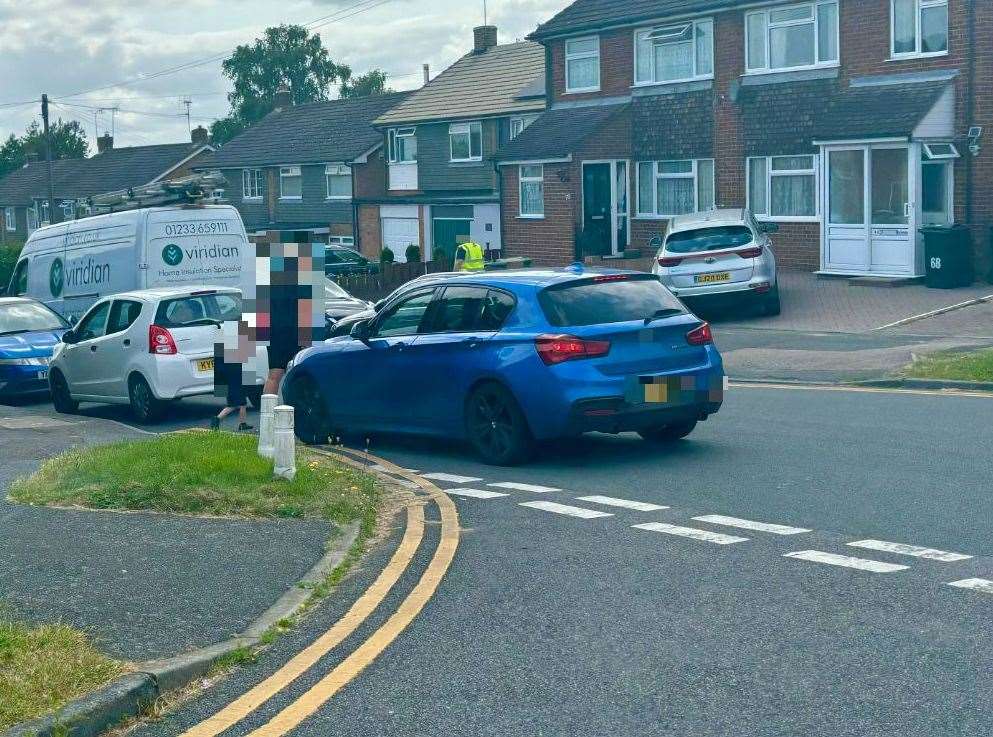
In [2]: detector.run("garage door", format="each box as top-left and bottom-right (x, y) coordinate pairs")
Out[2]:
(381, 218), (420, 263)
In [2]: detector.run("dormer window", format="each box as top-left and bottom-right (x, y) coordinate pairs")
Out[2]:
(745, 1), (838, 74)
(635, 19), (714, 85)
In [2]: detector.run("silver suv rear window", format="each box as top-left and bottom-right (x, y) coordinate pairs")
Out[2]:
(666, 225), (753, 254)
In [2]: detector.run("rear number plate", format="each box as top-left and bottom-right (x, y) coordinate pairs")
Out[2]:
(695, 272), (731, 284)
(196, 359), (214, 372)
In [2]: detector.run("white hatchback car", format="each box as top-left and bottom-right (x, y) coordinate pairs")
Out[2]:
(652, 209), (781, 316)
(49, 286), (255, 422)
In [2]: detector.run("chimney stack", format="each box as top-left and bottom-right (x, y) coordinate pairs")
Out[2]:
(191, 125), (209, 145)
(422, 63), (431, 86)
(473, 25), (498, 54)
(273, 86), (292, 111)
(97, 133), (114, 154)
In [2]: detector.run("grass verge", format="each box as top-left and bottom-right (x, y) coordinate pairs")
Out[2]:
(0, 618), (124, 731)
(8, 432), (379, 526)
(904, 349), (993, 383)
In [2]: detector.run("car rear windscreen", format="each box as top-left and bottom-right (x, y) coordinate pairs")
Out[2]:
(665, 225), (754, 254)
(155, 292), (241, 328)
(539, 276), (685, 327)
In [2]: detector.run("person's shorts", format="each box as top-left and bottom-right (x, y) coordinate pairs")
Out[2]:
(268, 344), (302, 372)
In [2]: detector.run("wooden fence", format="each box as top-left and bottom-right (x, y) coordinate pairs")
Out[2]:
(333, 258), (454, 301)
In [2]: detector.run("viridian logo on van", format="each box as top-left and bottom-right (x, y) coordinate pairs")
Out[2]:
(162, 243), (184, 266)
(49, 257), (64, 297)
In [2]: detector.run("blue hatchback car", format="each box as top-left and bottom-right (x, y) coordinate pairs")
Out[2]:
(284, 268), (725, 465)
(0, 297), (70, 400)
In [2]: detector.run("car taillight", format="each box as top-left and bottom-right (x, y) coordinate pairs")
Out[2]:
(686, 323), (713, 346)
(737, 246), (763, 259)
(658, 256), (683, 267)
(535, 334), (611, 365)
(149, 325), (178, 355)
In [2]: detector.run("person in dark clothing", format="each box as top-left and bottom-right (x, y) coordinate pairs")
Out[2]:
(211, 319), (255, 432)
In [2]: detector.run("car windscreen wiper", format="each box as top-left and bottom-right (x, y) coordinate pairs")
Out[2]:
(179, 318), (222, 328)
(644, 308), (684, 325)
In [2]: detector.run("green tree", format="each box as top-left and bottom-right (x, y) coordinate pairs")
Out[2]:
(211, 25), (350, 145)
(0, 134), (24, 179)
(340, 69), (393, 99)
(0, 120), (88, 179)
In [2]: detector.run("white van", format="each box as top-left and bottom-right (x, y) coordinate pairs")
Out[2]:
(6, 205), (250, 322)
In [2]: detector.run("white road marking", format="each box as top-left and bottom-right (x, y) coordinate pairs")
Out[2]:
(520, 501), (613, 520)
(488, 481), (561, 493)
(577, 495), (669, 512)
(422, 472), (483, 484)
(404, 469), (421, 474)
(847, 539), (972, 562)
(693, 514), (811, 536)
(445, 488), (509, 500)
(947, 578), (993, 594)
(633, 522), (748, 545)
(783, 550), (909, 573)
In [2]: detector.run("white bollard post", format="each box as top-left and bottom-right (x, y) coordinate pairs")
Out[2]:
(258, 393), (278, 459)
(272, 405), (297, 481)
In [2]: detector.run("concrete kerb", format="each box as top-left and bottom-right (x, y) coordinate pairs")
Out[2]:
(2, 519), (362, 737)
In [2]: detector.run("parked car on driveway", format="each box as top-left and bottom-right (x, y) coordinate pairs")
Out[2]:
(0, 297), (69, 399)
(652, 209), (781, 316)
(324, 246), (378, 276)
(284, 268), (725, 465)
(49, 286), (254, 422)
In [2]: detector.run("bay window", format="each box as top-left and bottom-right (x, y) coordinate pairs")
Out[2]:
(748, 155), (817, 219)
(565, 36), (600, 93)
(279, 166), (302, 199)
(519, 165), (544, 218)
(450, 121), (483, 162)
(388, 128), (417, 163)
(892, 0), (948, 57)
(745, 1), (838, 73)
(635, 19), (714, 85)
(325, 164), (352, 199)
(242, 168), (265, 200)
(637, 159), (714, 218)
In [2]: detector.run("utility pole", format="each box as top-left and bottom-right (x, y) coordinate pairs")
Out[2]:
(41, 93), (59, 225)
(182, 97), (192, 136)
(483, 0), (488, 25)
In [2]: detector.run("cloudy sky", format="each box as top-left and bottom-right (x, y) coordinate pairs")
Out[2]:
(0, 0), (569, 150)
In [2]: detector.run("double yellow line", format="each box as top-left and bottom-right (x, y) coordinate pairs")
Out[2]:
(180, 451), (459, 737)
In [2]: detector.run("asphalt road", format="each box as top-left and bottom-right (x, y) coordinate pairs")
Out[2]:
(120, 384), (993, 737)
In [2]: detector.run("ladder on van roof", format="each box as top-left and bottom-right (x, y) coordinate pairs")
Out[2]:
(85, 171), (228, 213)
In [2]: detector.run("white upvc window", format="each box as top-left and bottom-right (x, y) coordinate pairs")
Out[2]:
(4, 207), (14, 231)
(565, 36), (601, 93)
(325, 164), (352, 199)
(26, 206), (38, 232)
(747, 155), (818, 221)
(745, 1), (839, 74)
(279, 166), (303, 199)
(510, 115), (539, 140)
(637, 159), (715, 218)
(328, 235), (355, 246)
(388, 128), (417, 163)
(892, 0), (949, 57)
(449, 121), (483, 162)
(635, 19), (714, 86)
(242, 168), (265, 200)
(519, 164), (545, 218)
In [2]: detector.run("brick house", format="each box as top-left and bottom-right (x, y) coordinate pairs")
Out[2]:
(497, 0), (992, 279)
(201, 91), (411, 248)
(0, 129), (213, 244)
(361, 26), (546, 263)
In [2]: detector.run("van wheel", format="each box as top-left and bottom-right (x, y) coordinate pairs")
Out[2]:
(50, 371), (78, 414)
(129, 375), (164, 423)
(639, 420), (697, 443)
(465, 383), (533, 466)
(290, 376), (332, 445)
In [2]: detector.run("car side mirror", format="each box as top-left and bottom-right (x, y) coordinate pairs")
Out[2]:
(62, 330), (77, 345)
(648, 235), (663, 250)
(759, 222), (780, 234)
(350, 319), (372, 342)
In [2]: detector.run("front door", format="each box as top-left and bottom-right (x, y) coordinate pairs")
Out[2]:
(432, 219), (472, 264)
(823, 145), (916, 276)
(582, 163), (612, 256)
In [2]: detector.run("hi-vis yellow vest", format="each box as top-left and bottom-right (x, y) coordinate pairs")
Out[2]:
(459, 241), (486, 272)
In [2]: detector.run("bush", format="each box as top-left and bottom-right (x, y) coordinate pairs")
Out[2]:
(404, 244), (421, 263)
(0, 242), (23, 291)
(380, 246), (395, 265)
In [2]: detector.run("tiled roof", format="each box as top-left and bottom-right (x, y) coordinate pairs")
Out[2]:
(209, 92), (413, 169)
(532, 0), (741, 39)
(495, 104), (627, 162)
(0, 159), (88, 206)
(375, 42), (546, 126)
(633, 89), (714, 160)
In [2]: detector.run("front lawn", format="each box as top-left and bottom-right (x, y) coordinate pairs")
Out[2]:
(0, 618), (124, 731)
(905, 349), (993, 383)
(8, 432), (379, 526)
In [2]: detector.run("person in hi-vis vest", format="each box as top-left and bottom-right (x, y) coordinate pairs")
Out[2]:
(453, 235), (486, 272)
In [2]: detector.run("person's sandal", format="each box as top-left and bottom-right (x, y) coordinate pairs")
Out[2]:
(238, 423), (254, 432)
(210, 417), (221, 431)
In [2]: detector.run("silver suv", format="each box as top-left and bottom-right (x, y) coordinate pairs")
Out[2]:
(651, 209), (781, 316)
